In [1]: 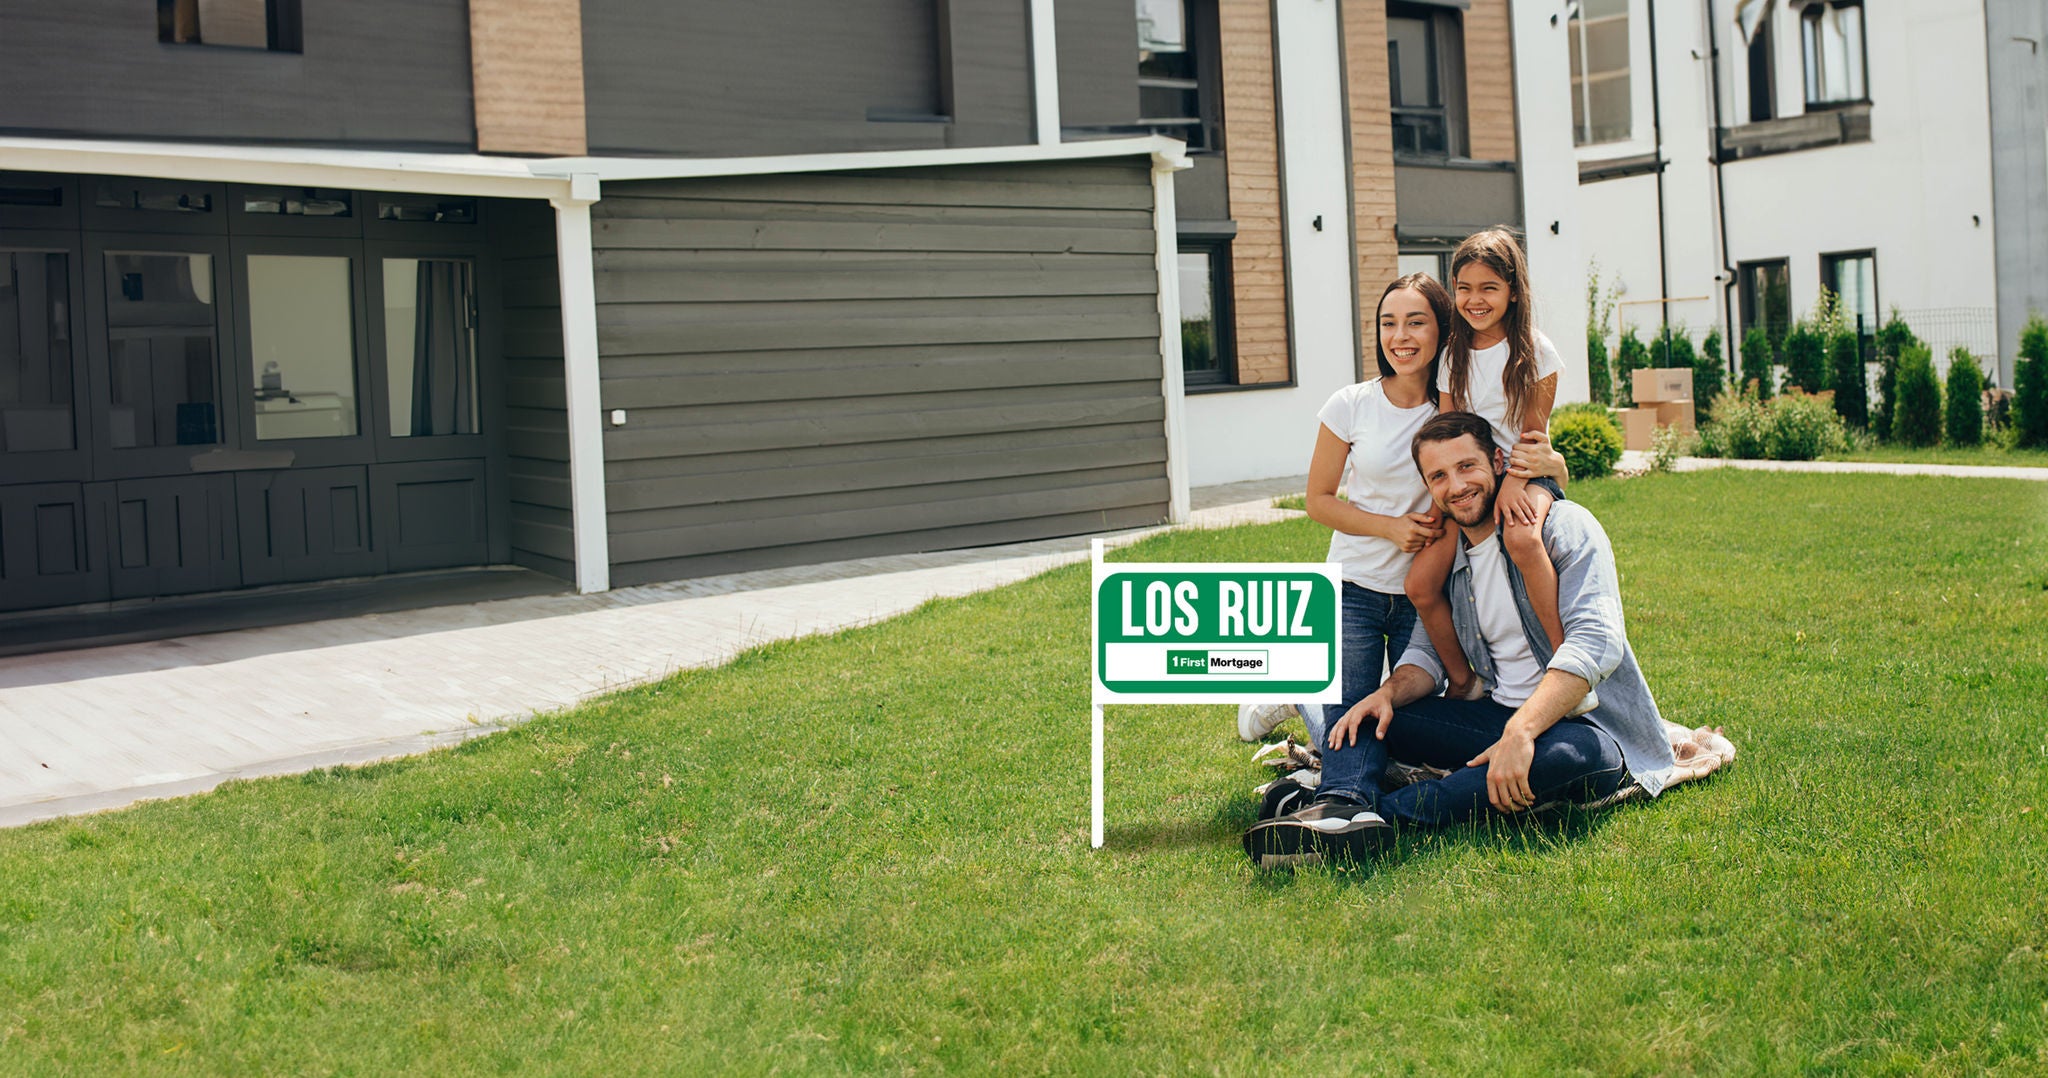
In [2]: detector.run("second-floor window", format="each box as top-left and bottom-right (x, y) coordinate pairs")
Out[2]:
(1387, 3), (1464, 157)
(1137, 0), (1218, 152)
(1802, 1), (1866, 107)
(1568, 0), (1631, 145)
(157, 0), (302, 53)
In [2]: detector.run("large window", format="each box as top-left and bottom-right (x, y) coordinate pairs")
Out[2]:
(0, 252), (75, 454)
(1136, 0), (1219, 152)
(1178, 239), (1233, 386)
(1568, 0), (1631, 146)
(247, 255), (358, 440)
(384, 259), (479, 438)
(157, 0), (302, 52)
(1387, 4), (1464, 157)
(103, 252), (220, 449)
(1738, 259), (1791, 347)
(1746, 18), (1776, 123)
(1801, 1), (1866, 107)
(1821, 249), (1878, 345)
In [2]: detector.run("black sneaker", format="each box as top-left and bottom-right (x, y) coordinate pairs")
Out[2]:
(1241, 798), (1395, 869)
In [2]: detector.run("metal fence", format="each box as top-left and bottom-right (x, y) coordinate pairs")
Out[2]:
(1895, 307), (2001, 384)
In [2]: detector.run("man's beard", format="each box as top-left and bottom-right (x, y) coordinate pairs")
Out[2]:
(1442, 477), (1498, 527)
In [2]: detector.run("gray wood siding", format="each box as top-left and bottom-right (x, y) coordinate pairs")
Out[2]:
(0, 0), (475, 148)
(1056, 0), (1141, 128)
(591, 159), (1169, 585)
(492, 200), (574, 580)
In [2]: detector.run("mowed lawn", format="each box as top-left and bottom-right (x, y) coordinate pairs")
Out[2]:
(1, 472), (2044, 1075)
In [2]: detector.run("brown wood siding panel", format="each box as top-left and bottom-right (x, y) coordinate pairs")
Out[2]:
(1462, 0), (1519, 164)
(1344, 0), (1399, 370)
(1220, 0), (1291, 385)
(587, 159), (1169, 576)
(469, 0), (587, 155)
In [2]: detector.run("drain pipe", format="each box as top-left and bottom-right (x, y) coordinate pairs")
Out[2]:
(1704, 0), (1739, 373)
(1648, 0), (1670, 336)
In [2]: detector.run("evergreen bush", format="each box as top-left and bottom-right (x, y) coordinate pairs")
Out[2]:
(1827, 330), (1868, 428)
(1740, 326), (1776, 401)
(1587, 330), (1613, 408)
(1892, 344), (1943, 448)
(1549, 407), (1624, 480)
(1614, 328), (1650, 407)
(1652, 323), (1696, 373)
(1944, 348), (1985, 447)
(1781, 321), (1828, 394)
(1872, 312), (1919, 440)
(2018, 314), (2048, 449)
(1695, 328), (1727, 420)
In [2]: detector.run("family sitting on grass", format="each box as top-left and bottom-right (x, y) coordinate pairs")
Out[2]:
(1240, 228), (1734, 870)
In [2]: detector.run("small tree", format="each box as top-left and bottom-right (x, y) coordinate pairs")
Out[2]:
(1944, 348), (1985, 447)
(1828, 329), (1867, 428)
(1892, 344), (1943, 448)
(1781, 320), (1828, 395)
(1652, 322), (1697, 374)
(1586, 265), (1618, 407)
(1614, 327), (1650, 407)
(2017, 313), (2048, 449)
(1695, 327), (1727, 420)
(1872, 311), (1920, 441)
(1741, 326), (1776, 400)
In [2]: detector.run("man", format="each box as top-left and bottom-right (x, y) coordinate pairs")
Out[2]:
(1243, 411), (1678, 869)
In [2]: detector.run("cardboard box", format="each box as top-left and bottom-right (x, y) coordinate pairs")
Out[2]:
(1653, 398), (1696, 435)
(1621, 407), (1657, 451)
(1632, 367), (1693, 404)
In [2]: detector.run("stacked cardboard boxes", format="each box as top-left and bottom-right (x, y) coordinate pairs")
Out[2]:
(1620, 369), (1695, 451)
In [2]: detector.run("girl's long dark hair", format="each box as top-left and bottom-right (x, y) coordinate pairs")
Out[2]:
(1446, 227), (1538, 427)
(1374, 272), (1453, 394)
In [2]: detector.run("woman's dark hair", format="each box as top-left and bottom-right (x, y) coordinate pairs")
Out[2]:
(1374, 272), (1454, 389)
(1446, 227), (1539, 427)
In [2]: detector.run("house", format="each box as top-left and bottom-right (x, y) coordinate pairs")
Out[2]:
(1548, 0), (2048, 390)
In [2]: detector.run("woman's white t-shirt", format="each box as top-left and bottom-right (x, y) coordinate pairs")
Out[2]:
(1315, 378), (1436, 593)
(1439, 329), (1563, 454)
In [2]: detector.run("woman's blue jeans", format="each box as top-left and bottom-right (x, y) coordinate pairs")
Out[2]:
(1310, 583), (1417, 749)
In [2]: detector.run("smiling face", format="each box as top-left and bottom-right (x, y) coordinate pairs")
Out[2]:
(1453, 261), (1512, 341)
(1376, 286), (1440, 380)
(1416, 431), (1503, 530)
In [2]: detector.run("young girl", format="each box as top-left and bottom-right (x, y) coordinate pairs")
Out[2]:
(1403, 228), (1572, 704)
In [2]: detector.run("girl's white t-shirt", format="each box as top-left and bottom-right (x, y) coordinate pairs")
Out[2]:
(1439, 329), (1564, 454)
(1315, 378), (1436, 593)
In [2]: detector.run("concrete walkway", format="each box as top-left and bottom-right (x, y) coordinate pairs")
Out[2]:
(0, 478), (1307, 827)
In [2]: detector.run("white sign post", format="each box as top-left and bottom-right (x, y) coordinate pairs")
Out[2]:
(1088, 539), (1343, 847)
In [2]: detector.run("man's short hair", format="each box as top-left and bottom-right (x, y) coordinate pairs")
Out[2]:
(1411, 410), (1496, 472)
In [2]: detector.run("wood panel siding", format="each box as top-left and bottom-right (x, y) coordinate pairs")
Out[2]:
(588, 159), (1170, 584)
(469, 0), (587, 155)
(1055, 0), (1141, 129)
(492, 200), (573, 580)
(1343, 0), (1398, 373)
(0, 0), (474, 148)
(1463, 0), (1519, 163)
(1219, 0), (1290, 385)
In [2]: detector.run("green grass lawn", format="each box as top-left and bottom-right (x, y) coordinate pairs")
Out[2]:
(2, 473), (2045, 1074)
(1820, 443), (2048, 469)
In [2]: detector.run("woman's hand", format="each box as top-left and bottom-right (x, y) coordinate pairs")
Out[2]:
(1507, 429), (1568, 485)
(1384, 512), (1444, 553)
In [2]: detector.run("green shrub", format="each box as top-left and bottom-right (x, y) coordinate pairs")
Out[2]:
(1827, 330), (1867, 428)
(1740, 326), (1776, 401)
(1892, 344), (1943, 448)
(2018, 313), (2048, 449)
(1944, 348), (1986, 447)
(1695, 328), (1727, 420)
(1652, 323), (1696, 373)
(1549, 407), (1623, 480)
(1698, 386), (1769, 459)
(1781, 321), (1828, 394)
(1763, 391), (1849, 461)
(1587, 330), (1613, 408)
(1614, 328), (1650, 407)
(1649, 423), (1696, 472)
(1872, 311), (1920, 440)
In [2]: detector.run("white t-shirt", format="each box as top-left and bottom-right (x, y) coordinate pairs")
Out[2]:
(1464, 532), (1546, 708)
(1439, 329), (1564, 455)
(1315, 378), (1436, 592)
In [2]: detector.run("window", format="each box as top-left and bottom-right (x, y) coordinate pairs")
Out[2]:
(1178, 240), (1232, 386)
(103, 253), (220, 448)
(1820, 249), (1877, 342)
(246, 255), (357, 440)
(1398, 251), (1449, 284)
(1387, 4), (1465, 157)
(0, 252), (76, 454)
(1802, 1), (1866, 107)
(157, 0), (301, 52)
(384, 259), (479, 438)
(1136, 0), (1219, 151)
(1568, 0), (1631, 146)
(1746, 17), (1775, 123)
(1738, 259), (1791, 347)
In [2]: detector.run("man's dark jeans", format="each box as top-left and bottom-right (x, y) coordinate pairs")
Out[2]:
(1318, 696), (1628, 827)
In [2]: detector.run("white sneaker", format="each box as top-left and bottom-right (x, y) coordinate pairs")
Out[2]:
(1237, 703), (1296, 742)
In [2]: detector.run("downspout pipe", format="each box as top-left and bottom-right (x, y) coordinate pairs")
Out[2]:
(1705, 0), (1739, 373)
(1648, 0), (1671, 337)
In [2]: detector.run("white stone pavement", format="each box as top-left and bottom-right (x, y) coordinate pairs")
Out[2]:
(3, 458), (2036, 827)
(0, 489), (1305, 827)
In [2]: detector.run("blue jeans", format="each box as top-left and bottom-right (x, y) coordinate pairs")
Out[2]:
(1320, 696), (1628, 827)
(1311, 584), (1417, 750)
